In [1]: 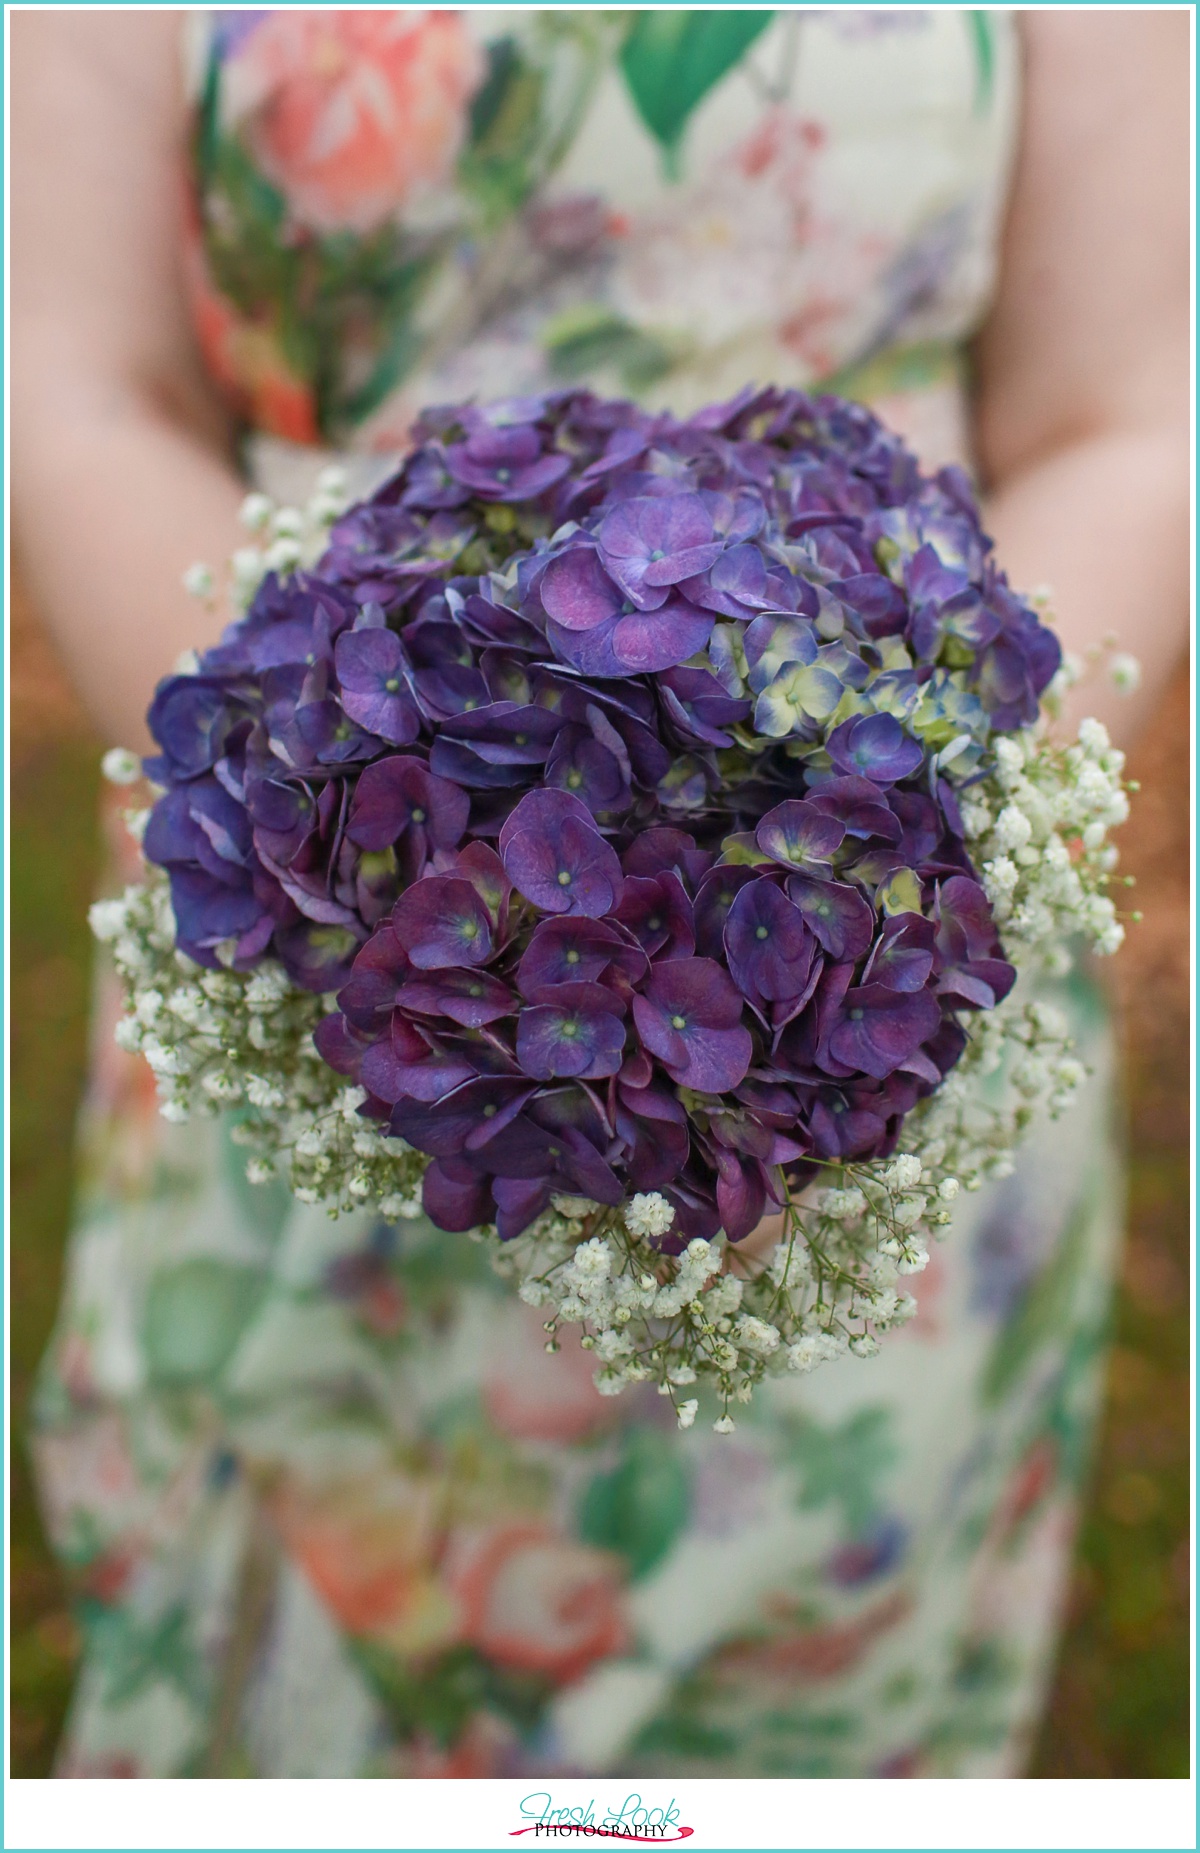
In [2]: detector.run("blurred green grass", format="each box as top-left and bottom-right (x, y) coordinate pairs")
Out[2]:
(8, 590), (1191, 1777)
(11, 721), (102, 1776)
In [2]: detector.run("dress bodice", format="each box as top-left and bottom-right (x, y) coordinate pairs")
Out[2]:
(184, 8), (1019, 483)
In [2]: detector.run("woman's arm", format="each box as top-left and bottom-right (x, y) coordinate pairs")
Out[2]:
(12, 13), (246, 749)
(974, 10), (1190, 747)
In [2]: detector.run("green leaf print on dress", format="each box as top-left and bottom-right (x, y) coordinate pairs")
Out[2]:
(86, 1602), (209, 1712)
(541, 304), (686, 394)
(353, 1638), (552, 1751)
(459, 34), (546, 224)
(781, 1407), (898, 1536)
(618, 12), (774, 176)
(220, 1114), (291, 1243)
(968, 11), (995, 113)
(578, 1428), (690, 1580)
(982, 1184), (1096, 1404)
(142, 1259), (266, 1389)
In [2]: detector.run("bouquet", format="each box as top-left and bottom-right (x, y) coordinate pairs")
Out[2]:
(94, 386), (1133, 1430)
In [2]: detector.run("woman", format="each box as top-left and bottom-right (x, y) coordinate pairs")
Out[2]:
(12, 10), (1188, 1778)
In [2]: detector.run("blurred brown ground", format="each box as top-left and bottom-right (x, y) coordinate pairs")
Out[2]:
(8, 565), (1191, 1777)
(1032, 662), (1192, 1777)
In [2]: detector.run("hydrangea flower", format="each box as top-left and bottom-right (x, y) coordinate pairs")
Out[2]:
(138, 383), (1057, 1242)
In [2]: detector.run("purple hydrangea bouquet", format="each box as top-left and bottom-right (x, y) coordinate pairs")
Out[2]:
(95, 387), (1133, 1426)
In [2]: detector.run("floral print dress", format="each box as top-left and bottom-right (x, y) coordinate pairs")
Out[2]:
(33, 8), (1122, 1778)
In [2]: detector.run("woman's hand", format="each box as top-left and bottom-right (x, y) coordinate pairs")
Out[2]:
(12, 13), (245, 749)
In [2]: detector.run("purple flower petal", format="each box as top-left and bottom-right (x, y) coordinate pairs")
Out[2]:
(805, 775), (903, 844)
(803, 1078), (910, 1161)
(516, 917), (648, 995)
(392, 875), (494, 969)
(445, 421), (570, 501)
(683, 540), (772, 619)
(609, 599), (715, 674)
(826, 712), (925, 785)
(702, 487), (766, 547)
(499, 789), (623, 918)
(293, 696), (382, 765)
(829, 574), (908, 640)
(435, 701), (566, 765)
(615, 1078), (691, 1189)
(539, 546), (623, 633)
(146, 675), (249, 781)
(311, 1012), (370, 1081)
(491, 1176), (555, 1239)
(145, 779), (254, 879)
(274, 920), (364, 992)
(756, 799), (846, 870)
(598, 493), (722, 608)
(452, 841), (513, 926)
(545, 723), (632, 815)
(693, 864), (759, 958)
(422, 1158), (493, 1231)
(516, 981), (628, 1080)
(398, 966), (516, 1027)
(358, 1014), (470, 1103)
(714, 1148), (774, 1243)
(400, 446), (473, 512)
(544, 613), (629, 679)
(825, 983), (943, 1080)
(337, 924), (409, 1032)
(613, 871), (695, 961)
(862, 912), (937, 993)
(632, 957), (752, 1094)
(391, 1076), (536, 1158)
(623, 828), (712, 888)
(743, 613), (819, 694)
(660, 1176), (722, 1247)
(334, 627), (421, 745)
(658, 665), (751, 748)
(786, 872), (876, 961)
(551, 1124), (625, 1209)
(889, 790), (942, 868)
(724, 878), (821, 1004)
(934, 874), (1001, 964)
(931, 875), (1015, 1011)
(347, 757), (470, 861)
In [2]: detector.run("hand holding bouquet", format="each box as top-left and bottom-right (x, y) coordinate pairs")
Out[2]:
(95, 386), (1132, 1428)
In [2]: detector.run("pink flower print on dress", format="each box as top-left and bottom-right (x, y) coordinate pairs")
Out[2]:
(224, 10), (485, 234)
(183, 221), (319, 442)
(482, 1307), (618, 1446)
(714, 1588), (912, 1683)
(34, 1412), (141, 1543)
(407, 1711), (521, 1778)
(270, 1473), (459, 1657)
(612, 104), (883, 383)
(450, 1524), (628, 1686)
(58, 1752), (141, 1779)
